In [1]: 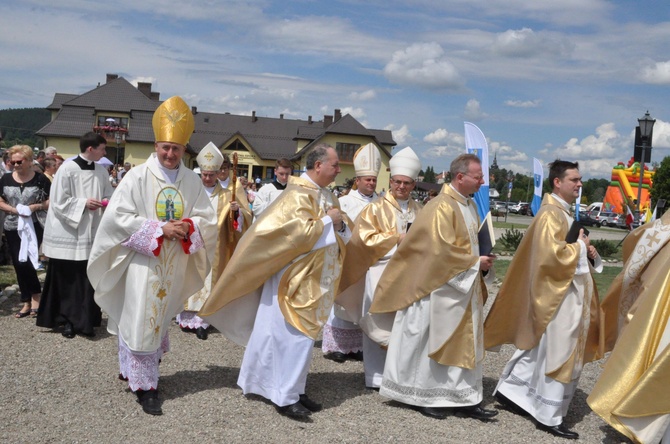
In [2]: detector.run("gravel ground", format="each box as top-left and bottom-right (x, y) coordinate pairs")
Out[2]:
(0, 274), (631, 444)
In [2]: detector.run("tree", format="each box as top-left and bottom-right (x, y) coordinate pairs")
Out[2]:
(651, 156), (670, 215)
(0, 108), (50, 149)
(423, 166), (436, 183)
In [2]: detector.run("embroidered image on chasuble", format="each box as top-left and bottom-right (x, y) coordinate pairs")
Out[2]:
(200, 175), (349, 344)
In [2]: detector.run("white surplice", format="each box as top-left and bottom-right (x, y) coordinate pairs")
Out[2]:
(380, 192), (488, 407)
(42, 157), (114, 260)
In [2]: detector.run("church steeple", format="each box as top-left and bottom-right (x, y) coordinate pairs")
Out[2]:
(490, 151), (499, 171)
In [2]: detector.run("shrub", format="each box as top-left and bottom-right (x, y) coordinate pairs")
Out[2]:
(591, 239), (619, 258)
(499, 227), (524, 250)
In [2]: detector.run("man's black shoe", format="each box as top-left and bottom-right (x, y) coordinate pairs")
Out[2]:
(196, 327), (208, 340)
(536, 422), (579, 440)
(324, 352), (347, 363)
(275, 401), (311, 420)
(299, 394), (322, 412)
(62, 322), (75, 339)
(347, 351), (364, 361)
(452, 404), (498, 421)
(415, 406), (449, 419)
(494, 392), (529, 417)
(136, 390), (163, 416)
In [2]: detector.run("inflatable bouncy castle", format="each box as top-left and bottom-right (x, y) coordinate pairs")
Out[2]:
(603, 157), (655, 215)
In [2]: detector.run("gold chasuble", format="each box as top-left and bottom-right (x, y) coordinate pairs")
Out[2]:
(200, 176), (349, 344)
(184, 182), (247, 312)
(587, 211), (670, 444)
(484, 193), (604, 381)
(335, 193), (422, 322)
(369, 185), (485, 369)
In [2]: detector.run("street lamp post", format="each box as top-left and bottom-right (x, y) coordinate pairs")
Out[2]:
(635, 111), (655, 224)
(504, 171), (513, 223)
(114, 131), (122, 166)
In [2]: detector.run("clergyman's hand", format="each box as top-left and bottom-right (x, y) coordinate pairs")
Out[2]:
(326, 208), (343, 231)
(479, 255), (495, 272)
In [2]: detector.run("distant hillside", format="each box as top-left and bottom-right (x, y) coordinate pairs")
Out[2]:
(0, 108), (51, 149)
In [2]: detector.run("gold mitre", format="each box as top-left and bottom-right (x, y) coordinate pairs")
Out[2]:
(196, 142), (224, 172)
(353, 143), (382, 177)
(152, 96), (195, 146)
(390, 146), (421, 180)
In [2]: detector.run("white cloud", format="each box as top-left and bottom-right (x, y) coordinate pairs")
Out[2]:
(492, 28), (574, 58)
(348, 90), (377, 101)
(464, 99), (487, 121)
(423, 128), (463, 146)
(505, 99), (541, 108)
(339, 106), (367, 121)
(423, 145), (463, 159)
(386, 124), (412, 145)
(554, 122), (621, 159)
(640, 61), (670, 85)
(383, 42), (463, 90)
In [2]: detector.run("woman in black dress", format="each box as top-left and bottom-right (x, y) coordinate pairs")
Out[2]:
(0, 145), (50, 318)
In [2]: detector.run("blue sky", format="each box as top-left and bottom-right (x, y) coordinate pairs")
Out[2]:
(1, 0), (669, 178)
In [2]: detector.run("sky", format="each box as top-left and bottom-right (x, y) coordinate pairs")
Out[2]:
(1, 0), (669, 179)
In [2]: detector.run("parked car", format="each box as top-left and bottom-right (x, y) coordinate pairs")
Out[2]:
(509, 202), (528, 214)
(593, 211), (620, 227)
(518, 203), (531, 216)
(578, 211), (599, 227)
(492, 201), (508, 214)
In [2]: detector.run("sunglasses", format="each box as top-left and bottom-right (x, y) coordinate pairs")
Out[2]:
(10, 160), (24, 166)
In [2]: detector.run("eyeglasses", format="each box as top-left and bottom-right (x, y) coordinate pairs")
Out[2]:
(10, 160), (24, 166)
(392, 179), (414, 187)
(463, 173), (484, 181)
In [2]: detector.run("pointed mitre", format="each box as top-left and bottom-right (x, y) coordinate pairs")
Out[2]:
(152, 96), (195, 146)
(353, 143), (382, 177)
(196, 142), (224, 172)
(389, 146), (421, 179)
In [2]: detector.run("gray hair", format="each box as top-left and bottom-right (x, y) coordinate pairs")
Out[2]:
(450, 153), (481, 178)
(306, 144), (333, 170)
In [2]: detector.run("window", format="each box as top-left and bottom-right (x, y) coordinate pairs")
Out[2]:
(335, 142), (359, 163)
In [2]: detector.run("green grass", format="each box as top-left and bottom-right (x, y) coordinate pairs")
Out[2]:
(0, 265), (17, 289)
(493, 260), (620, 298)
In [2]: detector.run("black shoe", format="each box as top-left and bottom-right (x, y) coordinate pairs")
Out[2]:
(347, 351), (364, 361)
(536, 422), (579, 440)
(136, 390), (163, 416)
(181, 326), (195, 334)
(299, 394), (322, 412)
(452, 404), (499, 421)
(62, 322), (75, 339)
(324, 352), (347, 363)
(196, 327), (208, 340)
(494, 392), (529, 417)
(415, 406), (449, 419)
(275, 401), (311, 420)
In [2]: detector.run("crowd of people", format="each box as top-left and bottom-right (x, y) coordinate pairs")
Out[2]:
(1, 95), (667, 443)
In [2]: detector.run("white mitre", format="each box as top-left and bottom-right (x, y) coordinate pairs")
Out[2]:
(353, 143), (382, 177)
(389, 146), (421, 179)
(196, 142), (224, 172)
